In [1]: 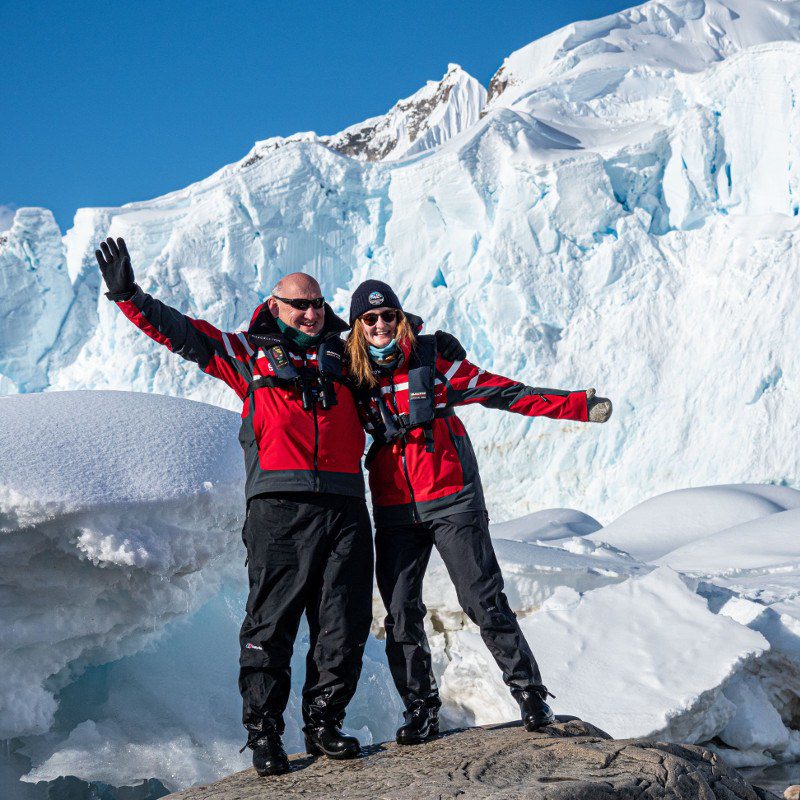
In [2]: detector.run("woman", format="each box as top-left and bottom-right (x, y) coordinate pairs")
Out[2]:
(345, 279), (611, 745)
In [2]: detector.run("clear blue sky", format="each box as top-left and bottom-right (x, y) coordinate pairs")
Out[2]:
(1, 1), (634, 231)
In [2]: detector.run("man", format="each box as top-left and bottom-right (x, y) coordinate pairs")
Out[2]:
(96, 237), (375, 777)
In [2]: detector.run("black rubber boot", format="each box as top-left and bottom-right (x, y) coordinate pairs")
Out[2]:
(240, 725), (290, 777)
(396, 701), (440, 745)
(517, 687), (555, 731)
(304, 725), (360, 759)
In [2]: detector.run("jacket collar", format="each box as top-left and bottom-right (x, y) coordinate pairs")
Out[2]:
(247, 302), (348, 350)
(404, 312), (423, 334)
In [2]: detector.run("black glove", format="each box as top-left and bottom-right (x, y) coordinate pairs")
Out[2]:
(434, 329), (466, 361)
(95, 237), (135, 299)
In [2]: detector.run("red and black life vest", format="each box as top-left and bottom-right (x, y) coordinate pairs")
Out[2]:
(359, 334), (454, 464)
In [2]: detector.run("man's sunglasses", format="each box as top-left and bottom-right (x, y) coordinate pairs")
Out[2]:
(272, 295), (325, 311)
(360, 310), (399, 326)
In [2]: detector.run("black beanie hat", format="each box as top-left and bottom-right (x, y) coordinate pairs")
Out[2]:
(349, 279), (402, 325)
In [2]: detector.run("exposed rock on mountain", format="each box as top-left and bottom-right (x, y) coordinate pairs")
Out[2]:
(323, 63), (486, 161)
(238, 63), (486, 167)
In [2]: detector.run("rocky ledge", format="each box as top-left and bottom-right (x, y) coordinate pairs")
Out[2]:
(166, 717), (779, 800)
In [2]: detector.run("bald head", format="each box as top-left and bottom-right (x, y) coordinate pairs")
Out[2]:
(272, 272), (321, 297)
(267, 272), (326, 337)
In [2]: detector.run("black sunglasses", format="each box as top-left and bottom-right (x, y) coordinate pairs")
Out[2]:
(272, 294), (325, 311)
(360, 310), (399, 326)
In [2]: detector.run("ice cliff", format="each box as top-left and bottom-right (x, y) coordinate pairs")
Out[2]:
(1, 0), (799, 522)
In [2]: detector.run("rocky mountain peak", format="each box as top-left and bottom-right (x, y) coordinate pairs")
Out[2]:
(321, 63), (486, 162)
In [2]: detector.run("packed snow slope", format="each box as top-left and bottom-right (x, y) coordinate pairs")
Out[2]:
(2, 0), (799, 525)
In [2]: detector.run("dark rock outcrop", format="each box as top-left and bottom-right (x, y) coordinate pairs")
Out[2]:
(167, 717), (779, 799)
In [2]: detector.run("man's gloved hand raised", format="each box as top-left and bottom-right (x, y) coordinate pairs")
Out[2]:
(95, 237), (136, 300)
(434, 330), (467, 362)
(585, 388), (612, 423)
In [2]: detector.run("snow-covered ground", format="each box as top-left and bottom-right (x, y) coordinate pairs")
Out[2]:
(1, 392), (798, 794)
(0, 392), (244, 743)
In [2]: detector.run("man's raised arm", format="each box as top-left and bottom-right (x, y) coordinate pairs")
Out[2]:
(96, 237), (251, 399)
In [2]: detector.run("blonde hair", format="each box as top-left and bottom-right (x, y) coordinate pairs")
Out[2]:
(346, 311), (415, 389)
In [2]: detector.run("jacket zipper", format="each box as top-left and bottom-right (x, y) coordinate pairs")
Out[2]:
(311, 399), (320, 491)
(391, 375), (419, 523)
(308, 349), (320, 491)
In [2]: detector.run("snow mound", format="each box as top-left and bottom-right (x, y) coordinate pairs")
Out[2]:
(489, 507), (602, 542)
(657, 508), (800, 575)
(0, 391), (244, 740)
(437, 567), (779, 746)
(588, 484), (800, 561)
(430, 487), (800, 768)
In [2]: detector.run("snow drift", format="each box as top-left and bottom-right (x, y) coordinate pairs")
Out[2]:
(0, 391), (244, 741)
(438, 486), (800, 769)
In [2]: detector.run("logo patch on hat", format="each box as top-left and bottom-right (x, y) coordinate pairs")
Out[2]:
(368, 291), (384, 306)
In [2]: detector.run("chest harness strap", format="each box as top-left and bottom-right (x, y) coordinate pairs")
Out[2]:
(248, 334), (346, 410)
(362, 335), (454, 467)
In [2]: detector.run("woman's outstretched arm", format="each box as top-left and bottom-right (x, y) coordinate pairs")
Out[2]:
(436, 355), (611, 423)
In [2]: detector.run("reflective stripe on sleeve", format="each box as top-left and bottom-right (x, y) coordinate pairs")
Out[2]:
(237, 332), (254, 356)
(444, 360), (462, 380)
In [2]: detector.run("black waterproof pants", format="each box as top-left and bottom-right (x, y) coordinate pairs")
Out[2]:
(239, 492), (374, 733)
(375, 510), (545, 710)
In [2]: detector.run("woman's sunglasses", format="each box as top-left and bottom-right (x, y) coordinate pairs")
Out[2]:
(272, 295), (325, 311)
(360, 310), (399, 326)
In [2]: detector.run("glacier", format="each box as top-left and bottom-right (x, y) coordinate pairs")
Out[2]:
(3, 0), (800, 794)
(1, 0), (798, 523)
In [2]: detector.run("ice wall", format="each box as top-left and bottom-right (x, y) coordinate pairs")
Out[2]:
(2, 3), (796, 522)
(0, 209), (73, 393)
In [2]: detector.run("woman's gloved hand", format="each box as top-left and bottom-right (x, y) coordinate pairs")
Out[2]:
(434, 330), (467, 362)
(586, 388), (612, 423)
(95, 237), (136, 299)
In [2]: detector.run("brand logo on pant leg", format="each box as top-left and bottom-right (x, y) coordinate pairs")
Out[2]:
(245, 642), (263, 651)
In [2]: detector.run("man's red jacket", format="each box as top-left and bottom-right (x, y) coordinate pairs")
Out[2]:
(115, 286), (365, 500)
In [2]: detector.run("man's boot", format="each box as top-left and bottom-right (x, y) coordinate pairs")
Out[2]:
(517, 687), (555, 731)
(396, 700), (440, 745)
(241, 722), (290, 777)
(304, 724), (360, 759)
